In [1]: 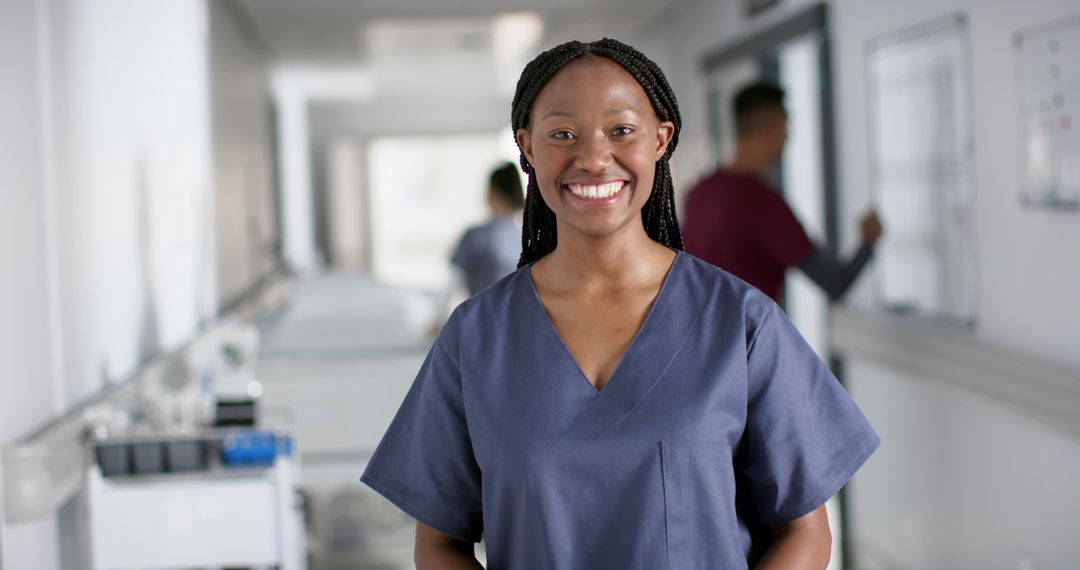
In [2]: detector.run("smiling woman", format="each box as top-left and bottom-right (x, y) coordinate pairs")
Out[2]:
(515, 55), (674, 247)
(510, 39), (685, 265)
(360, 38), (878, 570)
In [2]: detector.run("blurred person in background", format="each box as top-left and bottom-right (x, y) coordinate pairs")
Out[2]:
(450, 162), (525, 296)
(682, 82), (882, 304)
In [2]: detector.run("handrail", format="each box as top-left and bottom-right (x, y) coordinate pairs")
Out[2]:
(831, 305), (1080, 440)
(1, 273), (291, 524)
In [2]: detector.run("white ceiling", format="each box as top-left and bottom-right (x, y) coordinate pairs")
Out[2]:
(232, 0), (676, 66)
(232, 0), (680, 141)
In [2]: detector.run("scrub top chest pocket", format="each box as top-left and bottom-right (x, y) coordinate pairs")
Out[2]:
(661, 441), (746, 570)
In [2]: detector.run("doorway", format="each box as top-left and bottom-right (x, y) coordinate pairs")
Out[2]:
(701, 3), (848, 567)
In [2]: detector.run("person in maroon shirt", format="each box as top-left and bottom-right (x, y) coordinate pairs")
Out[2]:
(683, 82), (882, 304)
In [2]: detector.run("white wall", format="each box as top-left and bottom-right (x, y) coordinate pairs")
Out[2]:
(847, 359), (1080, 569)
(209, 0), (280, 307)
(1, 1), (270, 567)
(46, 0), (213, 407)
(0, 1), (64, 567)
(832, 0), (1080, 368)
(5, 0), (214, 563)
(2, 0), (278, 422)
(830, 0), (1080, 567)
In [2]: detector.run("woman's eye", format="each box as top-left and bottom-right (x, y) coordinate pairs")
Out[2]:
(612, 126), (634, 136)
(552, 130), (575, 140)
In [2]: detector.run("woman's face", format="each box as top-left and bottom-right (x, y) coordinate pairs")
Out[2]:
(516, 56), (674, 243)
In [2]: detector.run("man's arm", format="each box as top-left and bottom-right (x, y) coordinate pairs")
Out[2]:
(796, 243), (874, 301)
(796, 210), (882, 301)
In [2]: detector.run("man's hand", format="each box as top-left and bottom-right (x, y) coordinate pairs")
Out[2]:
(860, 210), (883, 244)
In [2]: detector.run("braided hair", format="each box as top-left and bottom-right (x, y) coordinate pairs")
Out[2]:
(511, 38), (684, 268)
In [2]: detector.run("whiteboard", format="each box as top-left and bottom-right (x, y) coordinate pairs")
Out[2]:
(866, 13), (977, 325)
(1015, 15), (1080, 209)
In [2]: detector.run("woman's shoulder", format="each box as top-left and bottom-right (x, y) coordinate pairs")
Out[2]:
(679, 251), (772, 299)
(673, 253), (777, 343)
(674, 255), (787, 359)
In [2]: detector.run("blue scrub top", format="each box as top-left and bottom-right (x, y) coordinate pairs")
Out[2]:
(450, 216), (521, 296)
(361, 252), (879, 569)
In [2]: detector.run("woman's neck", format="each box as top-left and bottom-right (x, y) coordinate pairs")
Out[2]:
(536, 222), (674, 293)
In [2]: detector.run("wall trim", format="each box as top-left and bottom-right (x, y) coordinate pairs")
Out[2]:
(832, 306), (1080, 440)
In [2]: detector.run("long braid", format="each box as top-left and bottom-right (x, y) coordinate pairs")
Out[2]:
(512, 38), (684, 267)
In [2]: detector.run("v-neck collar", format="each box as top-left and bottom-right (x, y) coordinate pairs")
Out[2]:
(526, 251), (685, 396)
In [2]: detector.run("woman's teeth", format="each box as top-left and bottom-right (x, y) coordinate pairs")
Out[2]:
(567, 181), (624, 199)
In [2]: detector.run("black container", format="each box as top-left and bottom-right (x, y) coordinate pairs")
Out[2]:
(95, 443), (131, 478)
(131, 442), (166, 475)
(165, 439), (207, 473)
(214, 399), (257, 427)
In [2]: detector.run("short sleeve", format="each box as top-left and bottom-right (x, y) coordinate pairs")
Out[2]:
(756, 196), (814, 269)
(450, 229), (475, 270)
(741, 302), (879, 525)
(360, 335), (484, 542)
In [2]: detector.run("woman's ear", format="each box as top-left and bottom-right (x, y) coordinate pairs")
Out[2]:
(655, 121), (675, 159)
(515, 128), (534, 166)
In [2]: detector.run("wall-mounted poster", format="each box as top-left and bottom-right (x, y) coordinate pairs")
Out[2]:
(866, 13), (977, 325)
(1015, 15), (1080, 209)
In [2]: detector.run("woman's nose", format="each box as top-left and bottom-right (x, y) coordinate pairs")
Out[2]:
(574, 133), (614, 172)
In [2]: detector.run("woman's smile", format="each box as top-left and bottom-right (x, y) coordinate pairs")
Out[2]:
(563, 179), (629, 207)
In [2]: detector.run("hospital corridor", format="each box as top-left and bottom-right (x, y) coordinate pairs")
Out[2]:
(2, 0), (1079, 569)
